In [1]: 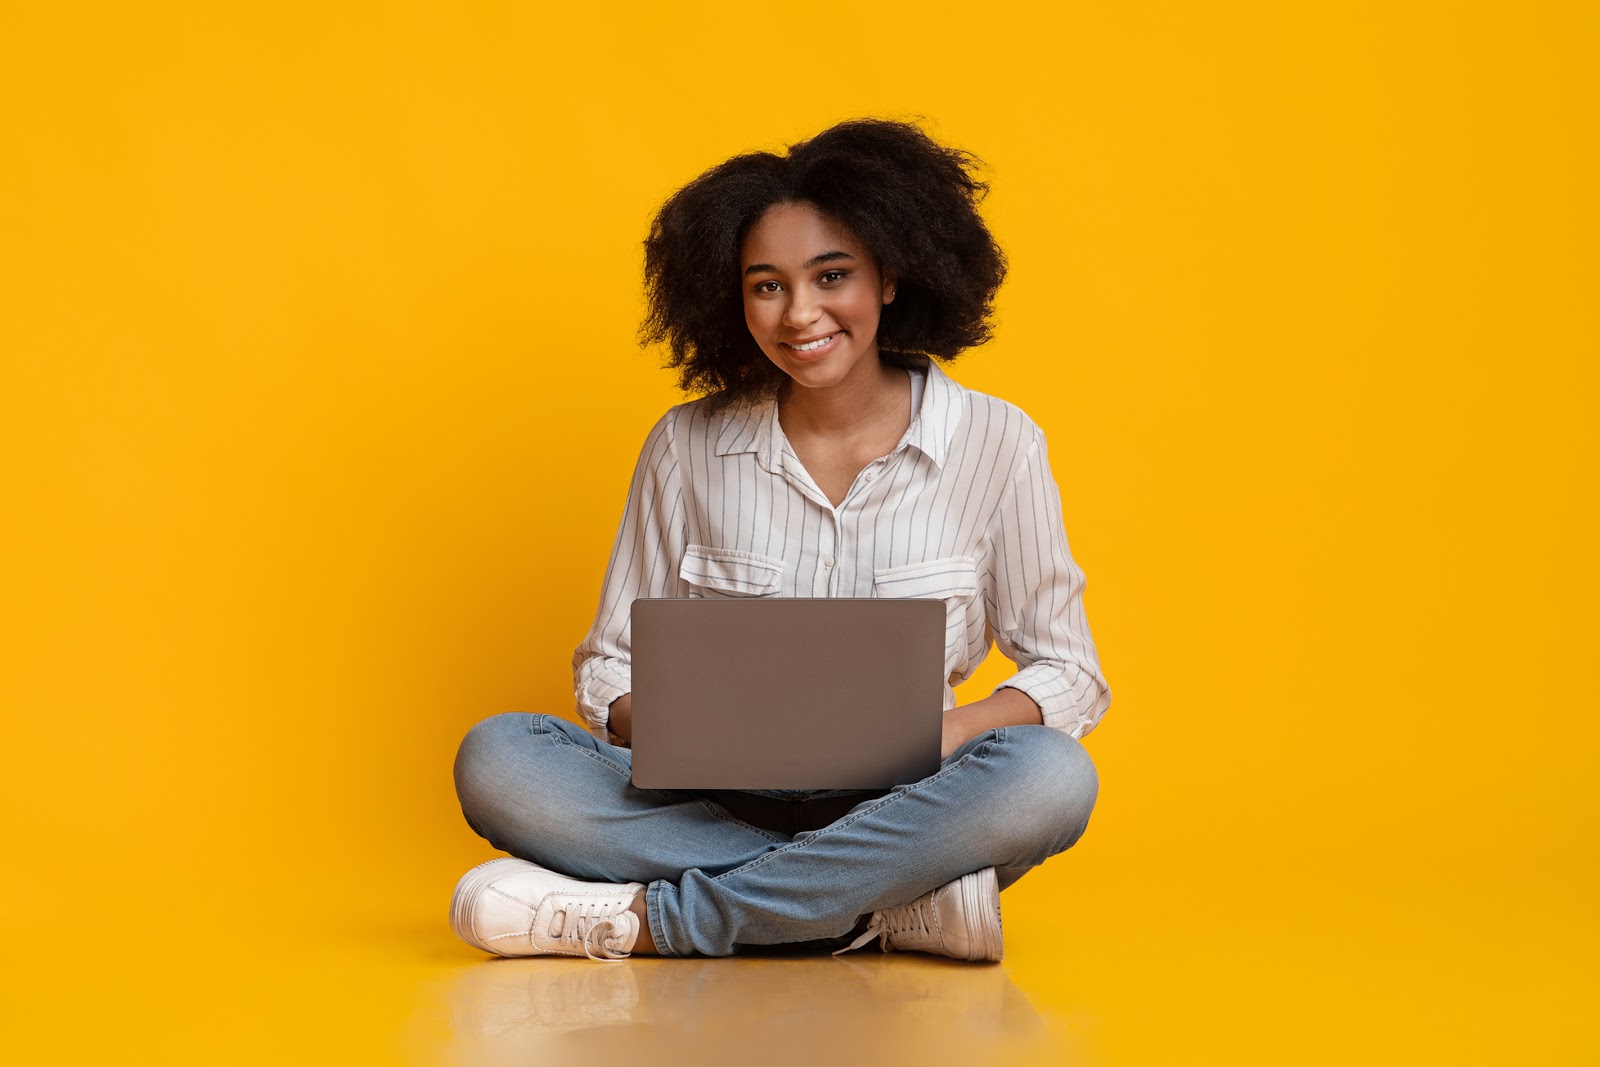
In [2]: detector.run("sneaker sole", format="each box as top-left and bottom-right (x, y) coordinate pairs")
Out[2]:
(957, 867), (1004, 961)
(451, 856), (539, 954)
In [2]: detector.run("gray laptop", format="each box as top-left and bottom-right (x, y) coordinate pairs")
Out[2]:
(629, 598), (946, 789)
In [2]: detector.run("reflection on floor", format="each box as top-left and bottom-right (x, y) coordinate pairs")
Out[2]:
(380, 849), (1597, 1067)
(9, 846), (1592, 1064)
(440, 953), (1073, 1067)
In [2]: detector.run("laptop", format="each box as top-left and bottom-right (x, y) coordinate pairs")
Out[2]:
(628, 598), (946, 789)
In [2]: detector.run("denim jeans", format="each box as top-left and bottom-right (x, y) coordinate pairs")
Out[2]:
(453, 713), (1099, 958)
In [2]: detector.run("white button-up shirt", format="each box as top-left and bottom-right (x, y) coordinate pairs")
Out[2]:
(572, 362), (1112, 740)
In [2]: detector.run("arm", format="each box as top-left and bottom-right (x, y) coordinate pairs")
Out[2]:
(940, 686), (1041, 758)
(976, 427), (1112, 743)
(572, 412), (689, 740)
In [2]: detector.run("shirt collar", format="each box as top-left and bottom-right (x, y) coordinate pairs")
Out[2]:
(713, 360), (967, 473)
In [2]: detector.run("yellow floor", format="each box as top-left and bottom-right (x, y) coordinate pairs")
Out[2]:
(6, 828), (1592, 1065)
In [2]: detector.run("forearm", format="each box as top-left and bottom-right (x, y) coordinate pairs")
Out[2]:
(941, 686), (1042, 756)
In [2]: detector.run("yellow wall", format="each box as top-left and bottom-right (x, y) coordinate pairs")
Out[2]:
(2, 1), (1595, 1062)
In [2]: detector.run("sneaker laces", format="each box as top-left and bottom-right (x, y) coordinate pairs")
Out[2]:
(833, 897), (934, 956)
(545, 898), (635, 963)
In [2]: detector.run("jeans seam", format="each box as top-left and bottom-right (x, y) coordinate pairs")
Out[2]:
(540, 718), (641, 781)
(645, 881), (679, 958)
(696, 802), (789, 844)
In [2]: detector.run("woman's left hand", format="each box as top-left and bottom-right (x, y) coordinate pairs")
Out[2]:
(941, 718), (979, 760)
(939, 688), (1046, 760)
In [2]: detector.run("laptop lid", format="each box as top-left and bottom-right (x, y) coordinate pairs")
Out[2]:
(629, 598), (946, 790)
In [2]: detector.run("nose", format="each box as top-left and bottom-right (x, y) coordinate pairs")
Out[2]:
(781, 287), (822, 331)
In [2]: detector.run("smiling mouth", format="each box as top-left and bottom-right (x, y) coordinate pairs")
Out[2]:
(783, 333), (838, 353)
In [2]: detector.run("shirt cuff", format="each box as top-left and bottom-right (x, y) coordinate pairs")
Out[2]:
(994, 664), (1100, 739)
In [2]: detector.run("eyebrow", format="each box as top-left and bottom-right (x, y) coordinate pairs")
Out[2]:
(743, 250), (855, 277)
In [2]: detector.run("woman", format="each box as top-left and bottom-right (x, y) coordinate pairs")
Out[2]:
(451, 119), (1110, 963)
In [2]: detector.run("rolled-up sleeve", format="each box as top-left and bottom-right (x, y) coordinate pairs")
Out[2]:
(987, 429), (1112, 739)
(572, 409), (689, 737)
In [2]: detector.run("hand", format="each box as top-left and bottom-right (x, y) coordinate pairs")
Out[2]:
(940, 689), (1045, 760)
(941, 717), (978, 760)
(607, 693), (633, 746)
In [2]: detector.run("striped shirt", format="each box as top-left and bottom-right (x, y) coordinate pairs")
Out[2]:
(572, 361), (1112, 740)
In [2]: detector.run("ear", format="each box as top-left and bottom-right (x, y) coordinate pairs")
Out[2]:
(881, 270), (897, 305)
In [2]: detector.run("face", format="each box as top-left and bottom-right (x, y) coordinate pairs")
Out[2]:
(740, 201), (896, 395)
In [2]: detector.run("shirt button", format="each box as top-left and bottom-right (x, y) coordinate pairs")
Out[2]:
(863, 471), (876, 482)
(822, 557), (834, 570)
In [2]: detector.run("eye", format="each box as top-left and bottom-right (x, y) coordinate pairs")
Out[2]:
(752, 280), (782, 295)
(819, 270), (847, 284)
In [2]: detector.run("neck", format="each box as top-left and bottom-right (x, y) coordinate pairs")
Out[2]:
(779, 358), (907, 440)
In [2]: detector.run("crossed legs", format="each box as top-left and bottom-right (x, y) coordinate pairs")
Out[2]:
(453, 712), (1098, 957)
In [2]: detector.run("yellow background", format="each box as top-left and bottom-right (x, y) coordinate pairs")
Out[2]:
(2, 1), (1595, 1063)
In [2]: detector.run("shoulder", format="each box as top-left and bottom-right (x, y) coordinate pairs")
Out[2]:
(963, 387), (1044, 440)
(645, 395), (762, 445)
(936, 369), (1047, 464)
(633, 397), (711, 447)
(633, 394), (770, 466)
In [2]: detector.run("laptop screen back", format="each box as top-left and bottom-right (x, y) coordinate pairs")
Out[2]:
(629, 598), (946, 789)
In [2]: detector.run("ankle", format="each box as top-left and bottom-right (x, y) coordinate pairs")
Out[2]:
(627, 891), (658, 955)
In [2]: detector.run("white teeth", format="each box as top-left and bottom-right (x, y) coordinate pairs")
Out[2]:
(792, 334), (834, 352)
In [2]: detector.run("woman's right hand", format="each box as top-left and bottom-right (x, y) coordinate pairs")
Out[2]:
(607, 693), (633, 746)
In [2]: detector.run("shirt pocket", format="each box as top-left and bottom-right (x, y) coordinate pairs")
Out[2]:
(873, 556), (982, 672)
(679, 544), (785, 598)
(871, 556), (980, 603)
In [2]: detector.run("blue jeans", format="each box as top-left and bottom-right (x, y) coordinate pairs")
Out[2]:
(453, 713), (1099, 958)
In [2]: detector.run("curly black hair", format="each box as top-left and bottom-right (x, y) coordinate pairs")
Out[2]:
(640, 118), (1007, 406)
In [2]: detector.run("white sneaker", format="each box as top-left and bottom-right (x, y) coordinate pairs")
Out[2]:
(834, 867), (1004, 962)
(451, 857), (645, 961)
